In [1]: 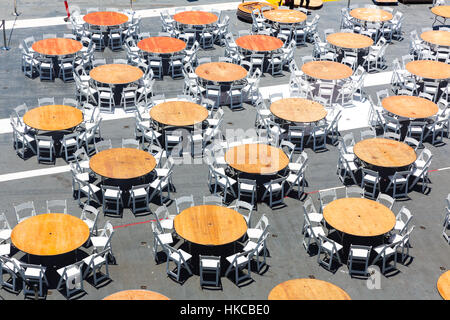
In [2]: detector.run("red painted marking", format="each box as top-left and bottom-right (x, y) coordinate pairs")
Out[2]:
(113, 219), (155, 229)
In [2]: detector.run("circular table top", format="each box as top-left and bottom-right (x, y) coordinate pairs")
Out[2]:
(32, 38), (83, 56)
(268, 279), (351, 300)
(405, 60), (450, 80)
(150, 101), (209, 127)
(431, 5), (450, 19)
(89, 148), (157, 180)
(90, 64), (144, 85)
(420, 30), (450, 47)
(23, 105), (83, 132)
(323, 198), (396, 237)
(437, 270), (450, 300)
(137, 36), (186, 54)
(11, 213), (90, 256)
(237, 2), (277, 14)
(302, 61), (353, 81)
(326, 32), (374, 49)
(235, 34), (284, 52)
(174, 205), (248, 246)
(83, 11), (129, 26)
(173, 11), (218, 26)
(225, 143), (289, 175)
(382, 95), (439, 119)
(354, 138), (416, 168)
(263, 9), (307, 24)
(195, 62), (248, 83)
(270, 97), (327, 123)
(103, 290), (170, 300)
(349, 8), (393, 22)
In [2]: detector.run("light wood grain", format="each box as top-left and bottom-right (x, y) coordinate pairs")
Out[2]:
(432, 5), (450, 19)
(405, 60), (450, 80)
(174, 205), (248, 246)
(270, 98), (327, 123)
(437, 270), (450, 300)
(420, 30), (450, 47)
(326, 32), (373, 49)
(83, 11), (129, 26)
(173, 11), (218, 26)
(268, 279), (351, 300)
(11, 213), (89, 256)
(23, 105), (83, 131)
(195, 62), (248, 83)
(150, 101), (209, 126)
(382, 95), (438, 119)
(302, 61), (353, 80)
(350, 8), (393, 22)
(32, 38), (83, 56)
(354, 138), (416, 168)
(237, 2), (277, 14)
(225, 143), (289, 175)
(235, 34), (284, 52)
(263, 9), (307, 24)
(103, 290), (170, 300)
(89, 148), (156, 179)
(137, 37), (186, 54)
(90, 64), (143, 85)
(323, 198), (396, 237)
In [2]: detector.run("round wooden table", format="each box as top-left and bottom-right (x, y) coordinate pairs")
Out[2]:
(83, 11), (129, 27)
(302, 61), (353, 81)
(420, 30), (450, 47)
(326, 32), (373, 50)
(90, 64), (144, 85)
(225, 143), (289, 175)
(263, 9), (307, 24)
(354, 138), (416, 168)
(235, 34), (284, 52)
(150, 101), (209, 127)
(32, 38), (83, 56)
(195, 62), (248, 83)
(437, 270), (450, 300)
(432, 5), (450, 19)
(382, 95), (439, 119)
(349, 8), (393, 22)
(270, 98), (327, 123)
(268, 278), (351, 300)
(174, 205), (247, 246)
(23, 105), (83, 132)
(11, 213), (89, 256)
(237, 2), (277, 21)
(89, 148), (157, 180)
(323, 198), (396, 237)
(173, 11), (218, 26)
(137, 36), (186, 55)
(103, 290), (170, 300)
(405, 60), (450, 80)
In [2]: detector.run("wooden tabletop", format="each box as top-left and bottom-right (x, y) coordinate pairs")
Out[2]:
(103, 290), (170, 300)
(263, 9), (307, 24)
(137, 36), (186, 54)
(437, 270), (450, 300)
(174, 205), (247, 246)
(173, 11), (218, 26)
(326, 32), (374, 49)
(90, 64), (144, 85)
(270, 98), (327, 123)
(32, 38), (83, 56)
(89, 148), (157, 179)
(268, 279), (351, 300)
(420, 30), (450, 47)
(195, 62), (248, 83)
(431, 5), (450, 19)
(323, 198), (396, 237)
(23, 105), (83, 131)
(237, 2), (277, 14)
(354, 138), (417, 168)
(405, 60), (450, 80)
(349, 8), (393, 22)
(11, 213), (89, 256)
(302, 61), (353, 80)
(225, 143), (289, 175)
(150, 101), (209, 127)
(235, 34), (284, 52)
(382, 95), (439, 119)
(83, 11), (129, 26)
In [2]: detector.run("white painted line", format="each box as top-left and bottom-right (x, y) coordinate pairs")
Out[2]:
(0, 165), (70, 183)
